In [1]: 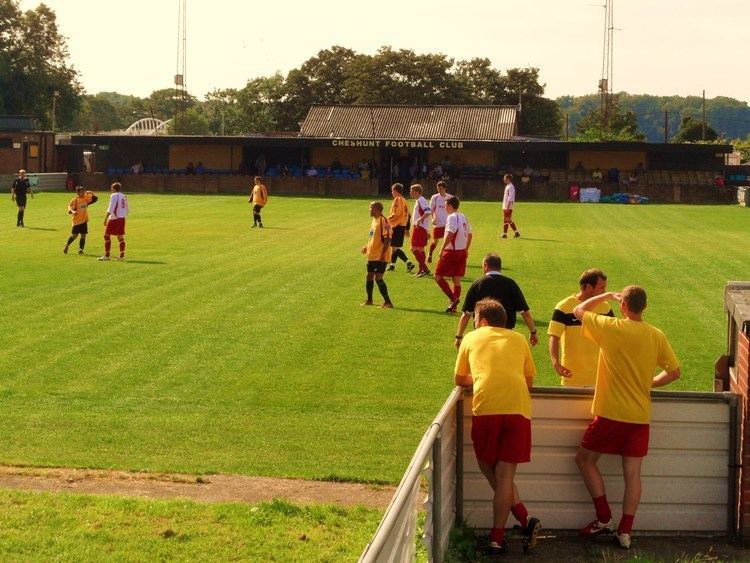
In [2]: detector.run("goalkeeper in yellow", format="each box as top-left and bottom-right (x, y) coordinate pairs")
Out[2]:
(64, 186), (98, 255)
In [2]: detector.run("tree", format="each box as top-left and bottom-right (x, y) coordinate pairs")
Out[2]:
(236, 73), (286, 132)
(203, 88), (243, 135)
(169, 106), (209, 135)
(573, 96), (645, 141)
(0, 0), (82, 128)
(672, 115), (719, 143)
(147, 88), (197, 121)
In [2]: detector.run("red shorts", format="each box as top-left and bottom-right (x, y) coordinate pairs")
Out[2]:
(472, 414), (531, 465)
(432, 226), (445, 239)
(580, 416), (649, 457)
(503, 209), (514, 223)
(105, 218), (126, 236)
(435, 249), (467, 277)
(411, 226), (428, 248)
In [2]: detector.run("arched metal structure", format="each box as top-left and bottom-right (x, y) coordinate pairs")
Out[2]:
(124, 118), (172, 136)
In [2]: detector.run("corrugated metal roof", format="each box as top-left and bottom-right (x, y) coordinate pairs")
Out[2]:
(299, 105), (518, 141)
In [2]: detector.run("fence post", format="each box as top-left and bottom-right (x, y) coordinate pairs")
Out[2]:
(432, 432), (442, 563)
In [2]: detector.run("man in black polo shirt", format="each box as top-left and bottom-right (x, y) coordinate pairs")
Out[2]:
(454, 253), (538, 348)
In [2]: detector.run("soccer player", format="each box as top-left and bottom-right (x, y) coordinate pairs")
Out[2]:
(455, 298), (541, 555)
(548, 269), (613, 387)
(454, 253), (538, 348)
(386, 183), (415, 273)
(572, 286), (680, 549)
(99, 182), (129, 261)
(10, 169), (33, 227)
(501, 173), (520, 238)
(64, 186), (98, 255)
(428, 180), (452, 262)
(361, 201), (394, 309)
(250, 176), (268, 228)
(409, 184), (431, 277)
(434, 196), (472, 313)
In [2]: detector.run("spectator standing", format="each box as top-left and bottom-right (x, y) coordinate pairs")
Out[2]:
(572, 286), (680, 549)
(548, 269), (613, 387)
(454, 298), (542, 555)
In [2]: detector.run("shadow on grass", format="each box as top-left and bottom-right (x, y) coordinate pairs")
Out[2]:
(79, 255), (166, 265)
(396, 306), (461, 317)
(248, 226), (294, 230)
(22, 226), (58, 232)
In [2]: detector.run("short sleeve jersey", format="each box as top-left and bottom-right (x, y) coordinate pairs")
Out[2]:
(366, 216), (393, 262)
(69, 192), (95, 226)
(455, 326), (536, 418)
(12, 178), (30, 197)
(429, 192), (452, 227)
(582, 312), (680, 424)
(462, 273), (529, 329)
(251, 183), (268, 206)
(107, 192), (129, 219)
(411, 196), (431, 230)
(388, 195), (409, 227)
(502, 183), (516, 210)
(548, 294), (614, 387)
(445, 212), (471, 250)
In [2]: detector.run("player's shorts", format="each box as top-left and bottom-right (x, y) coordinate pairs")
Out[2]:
(253, 204), (263, 213)
(15, 196), (27, 208)
(411, 226), (428, 248)
(503, 209), (514, 223)
(580, 415), (649, 457)
(435, 249), (468, 277)
(390, 225), (406, 248)
(105, 218), (126, 236)
(72, 222), (88, 235)
(472, 414), (531, 465)
(432, 226), (445, 239)
(366, 260), (387, 274)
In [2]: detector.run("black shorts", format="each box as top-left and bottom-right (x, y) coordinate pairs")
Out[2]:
(391, 225), (406, 248)
(367, 261), (387, 273)
(253, 204), (263, 214)
(72, 222), (88, 235)
(15, 196), (27, 208)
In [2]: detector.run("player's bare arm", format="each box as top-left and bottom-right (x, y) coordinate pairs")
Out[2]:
(454, 372), (473, 387)
(549, 335), (572, 377)
(652, 367), (681, 387)
(573, 291), (619, 320)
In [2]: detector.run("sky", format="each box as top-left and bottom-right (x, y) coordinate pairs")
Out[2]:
(19, 0), (750, 103)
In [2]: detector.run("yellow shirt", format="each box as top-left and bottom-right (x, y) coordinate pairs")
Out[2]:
(455, 326), (535, 419)
(387, 195), (409, 227)
(582, 312), (680, 424)
(68, 192), (95, 226)
(251, 183), (268, 207)
(366, 216), (393, 262)
(548, 294), (613, 387)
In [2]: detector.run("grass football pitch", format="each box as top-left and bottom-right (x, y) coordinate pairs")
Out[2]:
(1, 193), (747, 484)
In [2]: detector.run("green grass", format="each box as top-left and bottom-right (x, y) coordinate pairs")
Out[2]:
(0, 489), (380, 561)
(0, 194), (747, 483)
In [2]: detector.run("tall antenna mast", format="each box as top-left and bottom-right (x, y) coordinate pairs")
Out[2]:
(598, 0), (615, 127)
(174, 0), (187, 132)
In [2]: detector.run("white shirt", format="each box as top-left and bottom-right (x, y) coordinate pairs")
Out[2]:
(445, 211), (472, 250)
(429, 192), (452, 227)
(107, 192), (129, 219)
(502, 182), (516, 210)
(411, 196), (431, 230)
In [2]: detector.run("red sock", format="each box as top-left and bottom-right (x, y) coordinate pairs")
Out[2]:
(511, 502), (528, 528)
(490, 527), (505, 545)
(453, 285), (462, 301)
(119, 240), (126, 257)
(436, 278), (453, 299)
(414, 249), (426, 272)
(618, 514), (634, 535)
(593, 495), (612, 522)
(104, 237), (111, 256)
(428, 241), (437, 257)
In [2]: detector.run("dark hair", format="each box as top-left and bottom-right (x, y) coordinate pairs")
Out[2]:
(391, 183), (404, 195)
(475, 298), (507, 328)
(446, 195), (459, 209)
(483, 253), (502, 271)
(579, 269), (607, 289)
(371, 201), (384, 212)
(622, 285), (647, 314)
(436, 180), (447, 189)
(111, 182), (121, 191)
(410, 184), (423, 194)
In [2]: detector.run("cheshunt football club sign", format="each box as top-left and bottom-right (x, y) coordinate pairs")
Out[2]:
(330, 139), (465, 149)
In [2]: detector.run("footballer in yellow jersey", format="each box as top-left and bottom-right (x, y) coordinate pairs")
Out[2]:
(361, 201), (394, 308)
(386, 183), (415, 273)
(249, 176), (268, 227)
(64, 186), (97, 255)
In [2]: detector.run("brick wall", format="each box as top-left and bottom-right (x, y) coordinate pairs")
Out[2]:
(730, 330), (750, 541)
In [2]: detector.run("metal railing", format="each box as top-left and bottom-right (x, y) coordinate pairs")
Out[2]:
(359, 387), (464, 563)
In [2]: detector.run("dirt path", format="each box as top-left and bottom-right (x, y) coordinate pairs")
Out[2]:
(0, 465), (395, 509)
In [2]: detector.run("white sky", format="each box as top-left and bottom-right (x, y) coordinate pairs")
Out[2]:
(20, 0), (750, 103)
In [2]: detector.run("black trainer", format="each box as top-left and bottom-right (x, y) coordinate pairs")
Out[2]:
(406, 262), (415, 273)
(522, 517), (542, 553)
(482, 540), (508, 556)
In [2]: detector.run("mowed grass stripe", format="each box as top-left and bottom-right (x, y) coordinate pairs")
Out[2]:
(0, 194), (747, 481)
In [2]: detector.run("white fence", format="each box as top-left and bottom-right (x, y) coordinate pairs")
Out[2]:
(361, 387), (740, 562)
(2, 173), (68, 192)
